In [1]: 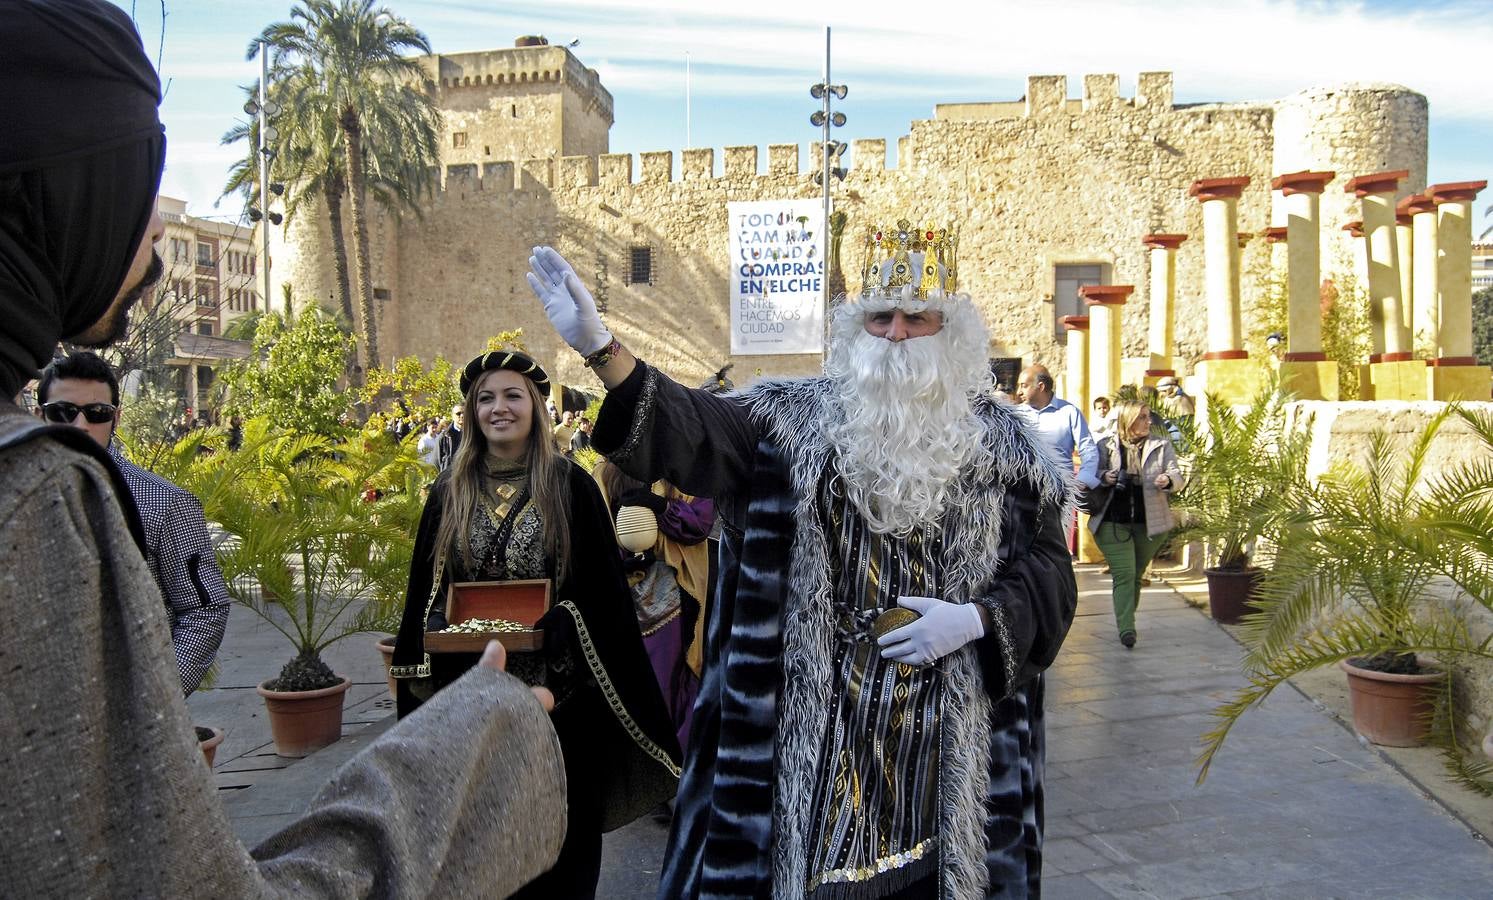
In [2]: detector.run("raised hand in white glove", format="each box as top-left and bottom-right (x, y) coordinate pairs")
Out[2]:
(876, 595), (986, 667)
(525, 245), (613, 356)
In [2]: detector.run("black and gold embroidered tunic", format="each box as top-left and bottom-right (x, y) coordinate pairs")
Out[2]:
(471, 457), (547, 581)
(806, 472), (946, 898)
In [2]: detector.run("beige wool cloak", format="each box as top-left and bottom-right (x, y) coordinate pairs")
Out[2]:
(0, 405), (566, 899)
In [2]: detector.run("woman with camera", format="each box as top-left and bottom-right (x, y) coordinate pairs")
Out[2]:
(1088, 399), (1186, 649)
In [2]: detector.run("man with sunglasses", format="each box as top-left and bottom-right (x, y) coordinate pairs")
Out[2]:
(36, 351), (230, 695)
(0, 2), (567, 896)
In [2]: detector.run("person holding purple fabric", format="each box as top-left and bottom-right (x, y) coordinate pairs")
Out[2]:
(595, 459), (716, 751)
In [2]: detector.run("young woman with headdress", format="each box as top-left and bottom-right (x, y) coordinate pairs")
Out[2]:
(390, 348), (681, 898)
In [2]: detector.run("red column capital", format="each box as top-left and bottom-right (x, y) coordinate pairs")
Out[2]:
(1080, 285), (1134, 306)
(1262, 226), (1287, 243)
(1141, 233), (1188, 250)
(1402, 193), (1437, 217)
(1344, 169), (1409, 197)
(1342, 221), (1364, 239)
(1428, 180), (1488, 204)
(1059, 315), (1090, 331)
(1272, 170), (1335, 196)
(1189, 177), (1250, 202)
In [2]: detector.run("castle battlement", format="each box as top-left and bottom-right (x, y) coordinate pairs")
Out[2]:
(419, 70), (1318, 196)
(430, 140), (907, 195)
(421, 44), (613, 123)
(935, 72), (1176, 121)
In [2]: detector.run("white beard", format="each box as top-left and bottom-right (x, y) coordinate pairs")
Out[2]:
(822, 300), (994, 536)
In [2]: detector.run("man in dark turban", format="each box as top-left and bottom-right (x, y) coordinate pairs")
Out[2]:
(0, 3), (567, 896)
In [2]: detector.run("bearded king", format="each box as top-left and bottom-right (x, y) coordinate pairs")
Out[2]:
(527, 220), (1077, 900)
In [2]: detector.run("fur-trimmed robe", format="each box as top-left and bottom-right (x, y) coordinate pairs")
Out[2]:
(592, 363), (1078, 900)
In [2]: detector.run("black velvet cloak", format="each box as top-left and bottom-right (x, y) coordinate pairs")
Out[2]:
(391, 459), (681, 832)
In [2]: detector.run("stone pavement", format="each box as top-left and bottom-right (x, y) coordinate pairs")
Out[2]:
(196, 566), (1493, 897)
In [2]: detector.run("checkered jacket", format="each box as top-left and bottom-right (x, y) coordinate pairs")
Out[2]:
(109, 444), (230, 694)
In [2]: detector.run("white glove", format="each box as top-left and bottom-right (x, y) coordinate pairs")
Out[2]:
(525, 246), (613, 356)
(876, 596), (986, 666)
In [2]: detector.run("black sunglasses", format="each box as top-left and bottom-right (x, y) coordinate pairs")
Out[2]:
(41, 401), (117, 424)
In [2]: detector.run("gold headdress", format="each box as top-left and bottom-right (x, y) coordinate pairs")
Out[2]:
(858, 219), (959, 300)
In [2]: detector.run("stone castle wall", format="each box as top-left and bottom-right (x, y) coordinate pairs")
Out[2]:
(420, 45), (613, 169)
(270, 69), (1427, 391)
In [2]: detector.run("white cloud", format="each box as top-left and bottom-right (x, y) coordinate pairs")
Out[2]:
(416, 0), (1493, 121)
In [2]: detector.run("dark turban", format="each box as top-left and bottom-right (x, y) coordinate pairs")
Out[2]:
(0, 0), (166, 398)
(460, 349), (551, 396)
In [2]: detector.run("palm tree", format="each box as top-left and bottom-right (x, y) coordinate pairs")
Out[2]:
(223, 73), (438, 344)
(223, 79), (355, 329)
(1197, 407), (1493, 793)
(250, 0), (441, 377)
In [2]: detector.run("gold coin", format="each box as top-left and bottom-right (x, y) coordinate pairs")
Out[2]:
(872, 607), (920, 638)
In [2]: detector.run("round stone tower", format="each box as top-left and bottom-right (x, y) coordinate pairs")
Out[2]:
(1271, 83), (1428, 279)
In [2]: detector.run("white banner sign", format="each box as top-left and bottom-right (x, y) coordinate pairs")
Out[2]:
(728, 199), (825, 355)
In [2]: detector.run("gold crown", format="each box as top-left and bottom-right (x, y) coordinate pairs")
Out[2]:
(858, 219), (959, 298)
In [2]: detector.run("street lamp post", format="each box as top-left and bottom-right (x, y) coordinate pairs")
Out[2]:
(244, 41), (283, 312)
(809, 26), (847, 349)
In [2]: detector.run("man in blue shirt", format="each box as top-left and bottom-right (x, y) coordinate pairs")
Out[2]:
(1017, 363), (1100, 490)
(1018, 364), (1099, 557)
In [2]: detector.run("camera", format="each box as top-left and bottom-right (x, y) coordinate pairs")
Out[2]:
(1112, 470), (1131, 487)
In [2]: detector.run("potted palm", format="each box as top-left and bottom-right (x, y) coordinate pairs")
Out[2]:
(1172, 385), (1311, 623)
(359, 459), (429, 701)
(186, 420), (423, 756)
(1200, 408), (1493, 788)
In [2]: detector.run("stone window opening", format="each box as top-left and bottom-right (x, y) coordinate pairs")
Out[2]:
(1052, 263), (1105, 343)
(626, 246), (654, 286)
(989, 358), (1023, 395)
(452, 131), (468, 149)
(196, 241), (213, 268)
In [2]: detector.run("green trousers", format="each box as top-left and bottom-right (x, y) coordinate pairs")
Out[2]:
(1094, 520), (1169, 635)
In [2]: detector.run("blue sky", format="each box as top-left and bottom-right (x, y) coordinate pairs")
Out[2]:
(117, 0), (1490, 234)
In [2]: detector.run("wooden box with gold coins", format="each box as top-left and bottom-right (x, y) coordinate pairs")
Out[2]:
(424, 579), (551, 653)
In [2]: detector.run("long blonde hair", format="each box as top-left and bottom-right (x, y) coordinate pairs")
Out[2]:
(434, 370), (572, 584)
(1113, 399), (1153, 444)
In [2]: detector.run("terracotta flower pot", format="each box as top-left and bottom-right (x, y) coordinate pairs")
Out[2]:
(256, 676), (350, 758)
(1339, 658), (1446, 747)
(196, 726), (225, 768)
(375, 637), (397, 701)
(1204, 566), (1262, 624)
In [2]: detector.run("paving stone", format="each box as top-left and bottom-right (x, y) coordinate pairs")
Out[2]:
(1044, 873), (1120, 899)
(1045, 836), (1117, 875)
(199, 564), (1493, 897)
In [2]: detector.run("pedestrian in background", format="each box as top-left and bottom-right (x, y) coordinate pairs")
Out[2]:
(1018, 363), (1099, 556)
(1087, 399), (1185, 649)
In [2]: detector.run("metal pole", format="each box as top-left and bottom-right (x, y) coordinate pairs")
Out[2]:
(821, 26), (831, 344)
(258, 42), (272, 313)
